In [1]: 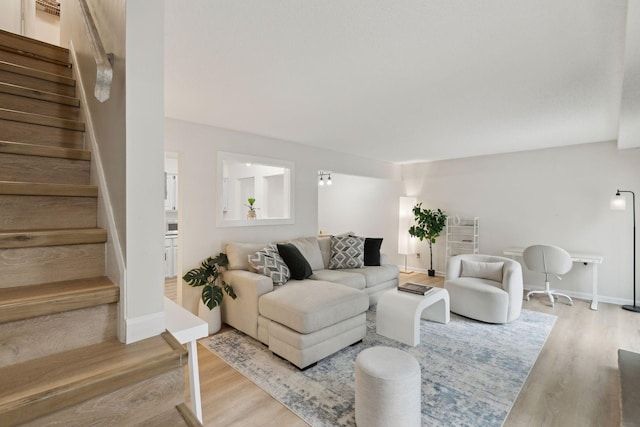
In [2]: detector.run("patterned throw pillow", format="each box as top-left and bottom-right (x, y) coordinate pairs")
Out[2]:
(328, 235), (365, 269)
(248, 244), (291, 285)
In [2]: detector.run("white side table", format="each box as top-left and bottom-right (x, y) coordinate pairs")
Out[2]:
(164, 297), (208, 423)
(376, 288), (450, 346)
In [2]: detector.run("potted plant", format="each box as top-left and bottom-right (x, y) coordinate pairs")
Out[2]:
(183, 253), (236, 334)
(408, 203), (447, 277)
(246, 197), (257, 220)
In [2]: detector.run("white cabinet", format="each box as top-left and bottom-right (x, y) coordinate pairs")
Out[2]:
(446, 217), (479, 258)
(164, 236), (178, 278)
(165, 173), (178, 211)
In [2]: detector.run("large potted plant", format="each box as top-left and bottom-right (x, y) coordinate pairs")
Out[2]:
(183, 253), (236, 334)
(408, 203), (447, 277)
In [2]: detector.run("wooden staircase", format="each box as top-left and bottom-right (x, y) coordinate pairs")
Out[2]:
(0, 30), (199, 426)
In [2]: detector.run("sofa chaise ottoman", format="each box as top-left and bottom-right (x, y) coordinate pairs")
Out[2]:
(221, 235), (399, 368)
(259, 281), (369, 368)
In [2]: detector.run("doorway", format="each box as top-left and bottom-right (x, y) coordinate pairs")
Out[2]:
(164, 152), (179, 302)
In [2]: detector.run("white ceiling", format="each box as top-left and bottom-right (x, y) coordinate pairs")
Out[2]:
(164, 1), (634, 164)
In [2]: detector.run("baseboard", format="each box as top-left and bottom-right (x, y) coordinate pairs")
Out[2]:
(399, 271), (632, 307)
(523, 286), (634, 307)
(397, 265), (445, 277)
(125, 311), (166, 344)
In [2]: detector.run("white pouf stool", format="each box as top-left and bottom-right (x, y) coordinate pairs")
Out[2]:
(355, 346), (421, 427)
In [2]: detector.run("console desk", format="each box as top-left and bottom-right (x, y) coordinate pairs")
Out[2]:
(503, 247), (603, 310)
(164, 297), (208, 422)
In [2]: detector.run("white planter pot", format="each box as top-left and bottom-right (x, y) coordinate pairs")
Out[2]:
(198, 300), (222, 335)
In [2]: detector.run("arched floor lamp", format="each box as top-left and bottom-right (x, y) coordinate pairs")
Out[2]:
(611, 189), (638, 313)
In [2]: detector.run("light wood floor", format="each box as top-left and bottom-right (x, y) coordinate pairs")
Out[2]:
(168, 273), (640, 427)
(165, 277), (177, 302)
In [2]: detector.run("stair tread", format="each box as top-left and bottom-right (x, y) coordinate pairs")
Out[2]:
(0, 29), (70, 64)
(144, 404), (203, 427)
(0, 276), (117, 308)
(0, 32), (183, 427)
(0, 277), (116, 325)
(0, 140), (90, 160)
(0, 334), (187, 424)
(0, 60), (75, 87)
(0, 107), (84, 131)
(0, 44), (71, 69)
(176, 403), (204, 427)
(0, 228), (106, 248)
(0, 81), (80, 106)
(0, 181), (98, 197)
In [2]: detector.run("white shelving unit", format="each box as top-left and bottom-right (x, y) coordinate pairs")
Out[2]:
(446, 217), (479, 258)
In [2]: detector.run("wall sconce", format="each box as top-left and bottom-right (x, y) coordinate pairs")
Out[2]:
(611, 189), (638, 313)
(318, 171), (332, 186)
(398, 196), (417, 273)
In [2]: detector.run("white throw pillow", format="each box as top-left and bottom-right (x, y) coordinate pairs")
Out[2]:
(289, 237), (325, 271)
(317, 235), (331, 269)
(460, 259), (504, 282)
(226, 242), (268, 271)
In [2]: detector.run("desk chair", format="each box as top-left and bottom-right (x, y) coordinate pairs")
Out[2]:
(523, 245), (573, 307)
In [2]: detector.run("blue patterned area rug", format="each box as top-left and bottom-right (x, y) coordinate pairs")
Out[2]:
(202, 309), (556, 427)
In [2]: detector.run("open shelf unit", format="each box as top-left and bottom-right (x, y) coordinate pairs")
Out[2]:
(446, 217), (479, 258)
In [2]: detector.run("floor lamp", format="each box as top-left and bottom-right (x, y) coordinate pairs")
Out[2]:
(399, 196), (416, 274)
(611, 189), (638, 313)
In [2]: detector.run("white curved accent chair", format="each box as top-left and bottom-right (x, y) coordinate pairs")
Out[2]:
(444, 254), (523, 323)
(523, 244), (574, 307)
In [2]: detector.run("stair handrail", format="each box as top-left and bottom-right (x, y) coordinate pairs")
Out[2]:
(78, 0), (113, 102)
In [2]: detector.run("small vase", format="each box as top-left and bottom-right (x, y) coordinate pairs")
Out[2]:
(247, 210), (256, 220)
(198, 300), (222, 335)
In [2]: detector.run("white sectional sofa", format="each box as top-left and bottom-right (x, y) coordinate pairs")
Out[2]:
(221, 235), (399, 368)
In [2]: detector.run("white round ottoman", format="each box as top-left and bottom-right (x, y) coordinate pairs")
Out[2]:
(355, 346), (421, 427)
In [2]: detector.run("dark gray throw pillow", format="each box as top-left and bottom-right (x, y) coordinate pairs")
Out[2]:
(277, 243), (313, 280)
(363, 237), (383, 266)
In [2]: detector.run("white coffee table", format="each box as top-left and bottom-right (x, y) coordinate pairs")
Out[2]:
(376, 288), (450, 346)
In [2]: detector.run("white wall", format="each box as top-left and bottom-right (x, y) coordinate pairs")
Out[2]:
(0, 0), (61, 45)
(61, 0), (166, 343)
(61, 0), (126, 254)
(402, 141), (640, 305)
(164, 118), (400, 314)
(124, 0), (165, 340)
(24, 0), (62, 45)
(618, 0), (640, 150)
(0, 0), (21, 34)
(318, 173), (403, 263)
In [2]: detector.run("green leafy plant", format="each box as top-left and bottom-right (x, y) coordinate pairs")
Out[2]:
(182, 253), (236, 309)
(408, 203), (447, 275)
(246, 198), (256, 212)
